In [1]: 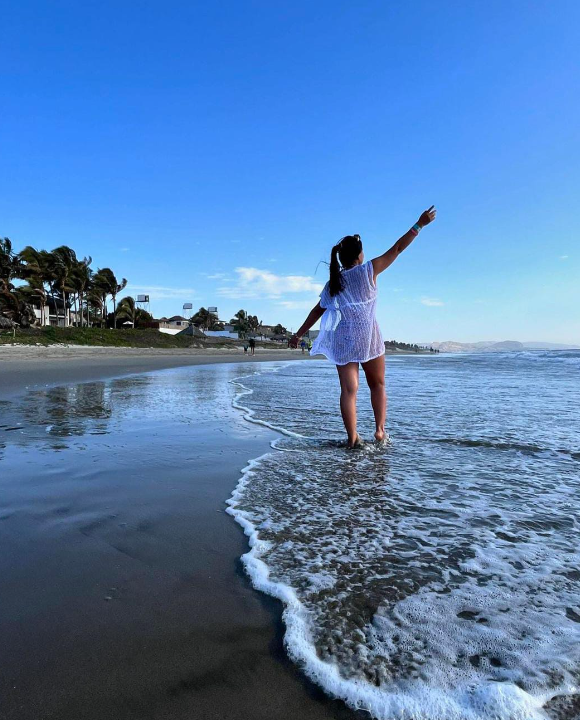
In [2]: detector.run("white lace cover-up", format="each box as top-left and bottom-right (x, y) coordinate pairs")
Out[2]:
(311, 260), (384, 366)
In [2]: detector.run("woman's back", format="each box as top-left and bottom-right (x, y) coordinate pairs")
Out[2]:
(312, 261), (384, 366)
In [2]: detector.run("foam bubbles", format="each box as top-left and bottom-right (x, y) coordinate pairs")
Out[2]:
(228, 355), (580, 720)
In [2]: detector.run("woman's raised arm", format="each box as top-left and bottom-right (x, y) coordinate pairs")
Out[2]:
(371, 206), (437, 281)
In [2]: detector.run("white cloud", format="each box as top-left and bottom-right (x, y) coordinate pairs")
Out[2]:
(420, 297), (444, 307)
(126, 284), (197, 300)
(120, 247), (129, 252)
(277, 300), (317, 310)
(217, 267), (323, 300)
(202, 272), (230, 280)
(559, 255), (569, 260)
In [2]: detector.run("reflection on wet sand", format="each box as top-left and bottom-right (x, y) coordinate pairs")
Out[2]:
(0, 365), (248, 456)
(1, 362), (349, 720)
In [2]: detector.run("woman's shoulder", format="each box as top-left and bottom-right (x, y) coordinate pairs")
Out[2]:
(345, 261), (374, 284)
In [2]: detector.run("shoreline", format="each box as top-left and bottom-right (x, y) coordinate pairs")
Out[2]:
(0, 360), (356, 720)
(0, 344), (313, 397)
(0, 344), (432, 398)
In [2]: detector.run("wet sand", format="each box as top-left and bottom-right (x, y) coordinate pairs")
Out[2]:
(0, 345), (313, 397)
(0, 361), (356, 720)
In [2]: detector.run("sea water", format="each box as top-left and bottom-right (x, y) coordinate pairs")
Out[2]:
(227, 351), (580, 720)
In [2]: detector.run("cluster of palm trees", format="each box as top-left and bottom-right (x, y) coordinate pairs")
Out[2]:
(190, 307), (224, 331)
(189, 308), (260, 337)
(0, 237), (132, 328)
(230, 309), (260, 338)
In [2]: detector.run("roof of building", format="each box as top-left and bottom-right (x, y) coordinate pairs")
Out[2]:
(176, 325), (206, 338)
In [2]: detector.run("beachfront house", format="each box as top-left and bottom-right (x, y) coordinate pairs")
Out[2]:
(155, 316), (190, 329)
(29, 297), (81, 327)
(154, 316), (197, 336)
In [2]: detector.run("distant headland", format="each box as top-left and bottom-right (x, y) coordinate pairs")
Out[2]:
(424, 340), (580, 353)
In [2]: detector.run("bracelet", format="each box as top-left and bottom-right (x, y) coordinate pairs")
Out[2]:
(411, 223), (421, 234)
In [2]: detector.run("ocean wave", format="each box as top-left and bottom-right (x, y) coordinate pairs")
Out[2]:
(432, 437), (579, 460)
(227, 358), (580, 720)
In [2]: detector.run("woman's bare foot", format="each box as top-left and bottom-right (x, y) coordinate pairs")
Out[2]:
(375, 427), (385, 442)
(347, 434), (364, 449)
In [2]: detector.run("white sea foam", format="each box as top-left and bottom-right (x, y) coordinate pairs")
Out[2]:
(227, 354), (580, 720)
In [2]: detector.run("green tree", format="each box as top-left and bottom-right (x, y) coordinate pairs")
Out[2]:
(231, 309), (250, 338)
(0, 238), (35, 327)
(116, 296), (153, 328)
(0, 238), (24, 294)
(92, 268), (116, 327)
(192, 307), (211, 330)
(111, 275), (127, 328)
(70, 256), (92, 327)
(87, 286), (104, 327)
(50, 246), (77, 326)
(18, 246), (51, 325)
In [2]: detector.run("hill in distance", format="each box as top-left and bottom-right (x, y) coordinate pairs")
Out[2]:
(425, 340), (580, 353)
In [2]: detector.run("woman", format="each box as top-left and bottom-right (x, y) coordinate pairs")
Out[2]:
(291, 206), (437, 448)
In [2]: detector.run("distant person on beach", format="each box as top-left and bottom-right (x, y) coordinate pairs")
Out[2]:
(243, 343), (248, 353)
(248, 337), (256, 355)
(300, 339), (307, 353)
(291, 206), (437, 448)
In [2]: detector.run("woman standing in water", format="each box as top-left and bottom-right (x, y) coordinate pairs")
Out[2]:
(291, 206), (437, 448)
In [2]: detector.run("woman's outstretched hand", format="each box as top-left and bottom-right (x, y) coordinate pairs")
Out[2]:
(289, 334), (300, 348)
(418, 205), (437, 228)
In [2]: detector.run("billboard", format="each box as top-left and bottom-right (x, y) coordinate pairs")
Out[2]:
(183, 303), (193, 310)
(208, 306), (218, 315)
(136, 295), (149, 302)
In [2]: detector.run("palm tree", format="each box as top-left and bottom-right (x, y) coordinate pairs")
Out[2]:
(92, 268), (113, 327)
(192, 307), (211, 330)
(19, 246), (50, 325)
(92, 268), (125, 328)
(116, 296), (136, 327)
(50, 246), (77, 327)
(117, 296), (153, 328)
(111, 276), (127, 328)
(87, 285), (104, 327)
(0, 238), (28, 326)
(70, 256), (92, 326)
(231, 309), (251, 338)
(0, 238), (23, 294)
(208, 317), (224, 331)
(248, 314), (260, 333)
(0, 285), (36, 328)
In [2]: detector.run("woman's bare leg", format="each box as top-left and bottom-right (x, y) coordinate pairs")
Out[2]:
(336, 362), (360, 446)
(362, 355), (386, 441)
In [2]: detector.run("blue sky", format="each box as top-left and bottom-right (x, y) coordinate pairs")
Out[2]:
(2, 1), (579, 343)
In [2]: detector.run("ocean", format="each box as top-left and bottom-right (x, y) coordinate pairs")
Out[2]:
(227, 351), (580, 720)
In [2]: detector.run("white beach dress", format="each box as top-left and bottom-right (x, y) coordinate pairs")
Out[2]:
(311, 260), (384, 366)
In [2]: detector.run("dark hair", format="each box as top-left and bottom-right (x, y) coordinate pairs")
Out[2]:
(329, 234), (362, 296)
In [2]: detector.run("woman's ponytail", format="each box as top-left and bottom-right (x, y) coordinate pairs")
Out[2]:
(329, 244), (343, 297)
(328, 234), (362, 296)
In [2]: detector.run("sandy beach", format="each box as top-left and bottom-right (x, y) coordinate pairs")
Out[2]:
(0, 351), (355, 720)
(0, 344), (314, 397)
